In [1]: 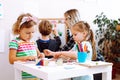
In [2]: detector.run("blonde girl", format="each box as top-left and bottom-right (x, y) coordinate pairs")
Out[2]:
(71, 21), (97, 80)
(71, 21), (97, 60)
(9, 13), (44, 80)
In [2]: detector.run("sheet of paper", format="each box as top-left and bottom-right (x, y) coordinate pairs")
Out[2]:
(77, 61), (113, 68)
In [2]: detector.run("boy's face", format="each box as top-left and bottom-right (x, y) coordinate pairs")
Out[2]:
(19, 26), (35, 41)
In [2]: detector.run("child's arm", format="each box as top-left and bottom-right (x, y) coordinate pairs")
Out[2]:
(36, 48), (45, 58)
(52, 25), (59, 37)
(9, 49), (37, 64)
(44, 49), (77, 60)
(58, 51), (77, 60)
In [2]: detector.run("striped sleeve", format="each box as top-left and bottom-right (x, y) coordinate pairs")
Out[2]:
(9, 40), (18, 50)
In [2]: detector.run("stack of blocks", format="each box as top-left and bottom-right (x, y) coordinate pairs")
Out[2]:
(36, 58), (49, 66)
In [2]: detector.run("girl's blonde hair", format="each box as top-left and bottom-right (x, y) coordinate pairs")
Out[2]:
(64, 9), (81, 29)
(12, 13), (37, 35)
(72, 21), (97, 60)
(38, 20), (52, 36)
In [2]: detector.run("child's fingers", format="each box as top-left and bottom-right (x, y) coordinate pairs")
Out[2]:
(44, 49), (52, 56)
(43, 49), (49, 54)
(38, 53), (45, 58)
(27, 56), (36, 61)
(53, 53), (60, 59)
(44, 51), (49, 55)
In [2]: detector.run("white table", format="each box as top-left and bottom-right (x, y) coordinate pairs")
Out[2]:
(14, 61), (113, 80)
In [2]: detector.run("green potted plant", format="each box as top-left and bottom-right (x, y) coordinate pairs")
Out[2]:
(93, 12), (120, 61)
(93, 12), (120, 79)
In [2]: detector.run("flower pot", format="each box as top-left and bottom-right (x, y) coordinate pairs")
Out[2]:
(112, 67), (116, 79)
(116, 25), (120, 31)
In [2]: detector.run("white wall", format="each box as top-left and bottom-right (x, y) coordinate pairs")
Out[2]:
(0, 1), (25, 80)
(0, 0), (120, 80)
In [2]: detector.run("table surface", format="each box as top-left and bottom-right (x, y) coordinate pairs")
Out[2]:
(14, 61), (113, 80)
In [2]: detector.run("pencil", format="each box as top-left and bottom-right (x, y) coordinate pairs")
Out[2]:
(83, 43), (87, 52)
(76, 44), (79, 52)
(78, 43), (83, 52)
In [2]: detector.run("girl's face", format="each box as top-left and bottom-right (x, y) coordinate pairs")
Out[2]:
(71, 28), (86, 43)
(19, 26), (35, 41)
(64, 16), (71, 29)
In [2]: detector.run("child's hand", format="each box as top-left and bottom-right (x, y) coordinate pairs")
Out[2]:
(26, 56), (37, 61)
(43, 49), (53, 56)
(53, 53), (61, 59)
(52, 26), (59, 36)
(38, 53), (45, 58)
